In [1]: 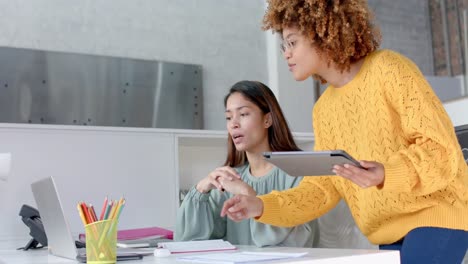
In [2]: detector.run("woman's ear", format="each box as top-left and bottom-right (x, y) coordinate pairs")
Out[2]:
(264, 113), (272, 128)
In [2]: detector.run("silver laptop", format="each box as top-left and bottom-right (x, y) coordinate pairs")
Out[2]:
(31, 176), (84, 260)
(263, 150), (363, 176)
(30, 176), (151, 261)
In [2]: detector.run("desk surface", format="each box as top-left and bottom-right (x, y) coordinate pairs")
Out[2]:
(0, 239), (400, 264)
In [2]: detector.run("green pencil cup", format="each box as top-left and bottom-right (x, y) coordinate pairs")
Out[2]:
(85, 219), (118, 264)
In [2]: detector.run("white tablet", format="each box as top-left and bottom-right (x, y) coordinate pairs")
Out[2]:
(263, 150), (362, 176)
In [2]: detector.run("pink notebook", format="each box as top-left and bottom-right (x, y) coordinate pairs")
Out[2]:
(79, 226), (173, 241)
(118, 227), (173, 240)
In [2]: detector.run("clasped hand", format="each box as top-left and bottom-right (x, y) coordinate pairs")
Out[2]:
(196, 166), (256, 196)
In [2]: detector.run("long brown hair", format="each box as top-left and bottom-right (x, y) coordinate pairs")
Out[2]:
(223, 81), (300, 167)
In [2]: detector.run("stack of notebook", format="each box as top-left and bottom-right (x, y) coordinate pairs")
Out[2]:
(79, 226), (173, 248)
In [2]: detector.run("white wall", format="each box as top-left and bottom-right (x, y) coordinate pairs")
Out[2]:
(0, 0), (268, 131)
(426, 76), (464, 102)
(444, 97), (468, 127)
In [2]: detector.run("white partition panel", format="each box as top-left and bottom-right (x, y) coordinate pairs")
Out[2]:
(444, 97), (468, 126)
(0, 124), (177, 240)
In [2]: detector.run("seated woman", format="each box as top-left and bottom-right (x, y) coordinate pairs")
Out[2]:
(175, 80), (319, 247)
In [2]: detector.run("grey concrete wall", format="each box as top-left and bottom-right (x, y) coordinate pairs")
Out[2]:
(0, 0), (267, 130)
(369, 0), (434, 75)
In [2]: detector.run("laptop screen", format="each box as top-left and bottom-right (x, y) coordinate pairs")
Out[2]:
(31, 176), (78, 259)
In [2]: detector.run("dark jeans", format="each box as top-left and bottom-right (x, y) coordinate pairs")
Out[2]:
(379, 227), (467, 264)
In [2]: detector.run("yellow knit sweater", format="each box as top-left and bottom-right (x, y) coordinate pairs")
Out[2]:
(258, 49), (468, 245)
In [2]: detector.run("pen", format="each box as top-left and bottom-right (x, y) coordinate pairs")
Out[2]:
(77, 203), (88, 225)
(112, 197), (124, 219)
(99, 196), (108, 221)
(103, 201), (113, 220)
(81, 202), (93, 224)
(115, 199), (126, 220)
(89, 204), (98, 223)
(101, 198), (125, 247)
(108, 200), (118, 220)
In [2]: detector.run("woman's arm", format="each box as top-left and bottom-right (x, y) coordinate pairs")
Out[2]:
(174, 187), (227, 241)
(222, 176), (341, 228)
(380, 53), (466, 194)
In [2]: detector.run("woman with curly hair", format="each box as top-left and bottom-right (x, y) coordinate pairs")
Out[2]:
(221, 0), (468, 262)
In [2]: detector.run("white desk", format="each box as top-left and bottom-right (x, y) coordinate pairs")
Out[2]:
(0, 239), (400, 264)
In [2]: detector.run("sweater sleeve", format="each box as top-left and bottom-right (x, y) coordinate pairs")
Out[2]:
(174, 187), (226, 241)
(256, 112), (342, 227)
(380, 52), (465, 194)
(256, 176), (341, 227)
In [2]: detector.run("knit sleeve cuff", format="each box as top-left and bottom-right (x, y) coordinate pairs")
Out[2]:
(255, 194), (282, 224)
(380, 155), (415, 192)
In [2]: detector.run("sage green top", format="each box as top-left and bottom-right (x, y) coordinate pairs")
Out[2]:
(175, 164), (319, 247)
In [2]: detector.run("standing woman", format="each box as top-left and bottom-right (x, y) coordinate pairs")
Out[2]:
(175, 81), (319, 247)
(221, 0), (468, 263)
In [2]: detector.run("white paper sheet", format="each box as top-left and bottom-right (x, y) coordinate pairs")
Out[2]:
(157, 239), (236, 253)
(177, 251), (308, 264)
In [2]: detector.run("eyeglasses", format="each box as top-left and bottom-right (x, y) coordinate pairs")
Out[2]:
(279, 34), (302, 53)
(280, 38), (298, 53)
